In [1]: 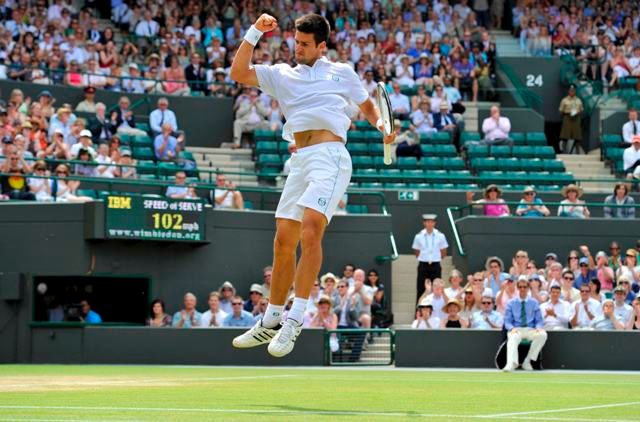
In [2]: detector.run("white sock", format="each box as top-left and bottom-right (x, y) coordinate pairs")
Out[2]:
(262, 304), (284, 328)
(286, 297), (308, 326)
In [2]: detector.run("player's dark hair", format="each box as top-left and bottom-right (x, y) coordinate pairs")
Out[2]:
(295, 14), (330, 45)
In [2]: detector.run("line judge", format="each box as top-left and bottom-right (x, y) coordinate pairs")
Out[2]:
(412, 214), (448, 302)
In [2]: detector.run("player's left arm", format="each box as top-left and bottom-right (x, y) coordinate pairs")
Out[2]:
(357, 98), (395, 144)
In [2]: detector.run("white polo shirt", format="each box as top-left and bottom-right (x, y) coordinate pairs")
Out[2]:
(254, 57), (368, 143)
(573, 298), (603, 328)
(412, 228), (448, 263)
(540, 299), (571, 329)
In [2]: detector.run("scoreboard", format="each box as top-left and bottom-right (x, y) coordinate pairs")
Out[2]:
(104, 194), (206, 242)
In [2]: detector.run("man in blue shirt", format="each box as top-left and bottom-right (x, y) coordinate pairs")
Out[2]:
(80, 300), (102, 324)
(573, 257), (597, 289)
(223, 296), (256, 327)
(503, 276), (547, 372)
(154, 123), (178, 161)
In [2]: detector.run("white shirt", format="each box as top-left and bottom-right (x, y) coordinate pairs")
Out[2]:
(255, 57), (368, 143)
(426, 293), (447, 320)
(540, 299), (571, 329)
(614, 302), (633, 324)
(214, 188), (234, 208)
(573, 298), (603, 328)
(389, 92), (411, 113)
(70, 143), (96, 159)
(623, 145), (640, 171)
(200, 309), (228, 327)
(622, 120), (640, 144)
(444, 286), (463, 300)
(412, 316), (441, 329)
(482, 116), (511, 140)
(150, 108), (178, 133)
(96, 154), (116, 178)
(135, 19), (159, 37)
(412, 228), (448, 263)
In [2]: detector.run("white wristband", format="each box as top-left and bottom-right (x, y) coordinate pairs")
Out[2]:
(376, 118), (383, 129)
(244, 25), (263, 46)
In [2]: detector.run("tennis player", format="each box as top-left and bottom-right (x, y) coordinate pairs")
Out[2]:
(230, 13), (394, 357)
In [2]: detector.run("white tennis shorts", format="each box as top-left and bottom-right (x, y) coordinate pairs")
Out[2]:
(275, 142), (352, 223)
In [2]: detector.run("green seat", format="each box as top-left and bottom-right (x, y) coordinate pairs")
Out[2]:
(605, 148), (624, 160)
(373, 156), (390, 168)
(512, 146), (535, 158)
(137, 122), (150, 133)
(256, 141), (279, 154)
(353, 168), (378, 181)
(368, 143), (384, 155)
(601, 134), (622, 147)
(397, 157), (419, 169)
(132, 147), (154, 160)
(354, 120), (370, 131)
(526, 132), (547, 146)
(352, 156), (374, 169)
(348, 131), (366, 142)
(527, 171), (552, 185)
(360, 182), (383, 189)
(497, 158), (521, 171)
(365, 130), (383, 143)
(158, 162), (178, 176)
(431, 132), (451, 144)
(180, 151), (195, 161)
(257, 154), (282, 167)
(424, 170), (448, 182)
(434, 144), (457, 157)
(432, 183), (455, 190)
(346, 204), (369, 214)
(346, 142), (368, 155)
(453, 183), (479, 190)
(534, 146), (555, 159)
(132, 135), (153, 148)
(137, 160), (156, 175)
(254, 129), (275, 142)
(461, 132), (481, 144)
(407, 183), (432, 189)
(402, 169), (425, 182)
(471, 157), (498, 171)
(76, 189), (96, 198)
(543, 159), (565, 172)
(536, 184), (561, 192)
(379, 169), (402, 182)
(442, 157), (465, 170)
(520, 158), (545, 172)
(420, 144), (435, 156)
(447, 170), (472, 183)
(491, 145), (512, 158)
(139, 174), (158, 180)
(479, 171), (507, 184)
(421, 157), (443, 170)
(384, 182), (407, 189)
(504, 171), (528, 183)
(467, 145), (489, 158)
(278, 141), (290, 153)
(401, 120), (411, 131)
(511, 132), (526, 145)
(400, 85), (418, 96)
(118, 133), (134, 144)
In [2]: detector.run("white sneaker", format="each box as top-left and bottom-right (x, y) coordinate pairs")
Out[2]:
(232, 320), (279, 349)
(522, 360), (534, 371)
(502, 363), (518, 372)
(267, 319), (302, 358)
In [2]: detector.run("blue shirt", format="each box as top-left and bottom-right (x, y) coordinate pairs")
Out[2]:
(172, 310), (202, 328)
(154, 134), (178, 160)
(223, 310), (255, 327)
(471, 310), (504, 329)
(84, 310), (102, 324)
(149, 108), (178, 134)
(504, 297), (544, 330)
(486, 272), (510, 297)
(517, 198), (546, 217)
(573, 269), (597, 289)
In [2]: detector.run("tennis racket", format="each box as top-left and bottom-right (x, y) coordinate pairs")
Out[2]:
(376, 82), (395, 165)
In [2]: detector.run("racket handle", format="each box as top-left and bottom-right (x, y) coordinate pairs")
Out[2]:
(383, 143), (392, 165)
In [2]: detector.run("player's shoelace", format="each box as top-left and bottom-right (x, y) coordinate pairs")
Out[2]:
(277, 321), (299, 344)
(250, 323), (276, 343)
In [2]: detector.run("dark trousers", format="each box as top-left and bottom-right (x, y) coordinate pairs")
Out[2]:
(416, 261), (441, 302)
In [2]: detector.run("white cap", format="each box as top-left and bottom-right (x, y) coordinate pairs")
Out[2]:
(80, 129), (92, 138)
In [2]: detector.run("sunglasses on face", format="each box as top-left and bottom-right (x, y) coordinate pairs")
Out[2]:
(481, 301), (492, 305)
(563, 276), (574, 280)
(524, 192), (534, 196)
(338, 285), (347, 289)
(569, 257), (578, 260)
(580, 290), (590, 293)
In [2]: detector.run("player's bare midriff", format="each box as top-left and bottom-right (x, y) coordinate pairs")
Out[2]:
(294, 129), (342, 149)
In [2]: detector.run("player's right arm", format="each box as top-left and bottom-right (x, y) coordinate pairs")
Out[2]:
(229, 14), (278, 87)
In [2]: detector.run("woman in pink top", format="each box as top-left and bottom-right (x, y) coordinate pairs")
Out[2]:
(466, 184), (510, 217)
(162, 55), (190, 96)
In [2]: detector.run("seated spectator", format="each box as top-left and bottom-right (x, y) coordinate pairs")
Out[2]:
(75, 86), (98, 113)
(48, 107), (73, 142)
(466, 184), (510, 217)
(149, 98), (178, 138)
(460, 286), (479, 320)
(445, 270), (465, 301)
(121, 63), (146, 94)
(469, 295), (503, 329)
(574, 254), (597, 289)
(433, 101), (461, 146)
(267, 99), (284, 132)
(594, 251), (615, 293)
(617, 276), (638, 305)
(218, 281), (236, 314)
(627, 298), (640, 330)
(95, 143), (116, 178)
(484, 256), (510, 297)
(622, 109), (640, 145)
(558, 184), (590, 218)
(571, 284), (603, 329)
(604, 183), (635, 219)
(540, 285), (571, 330)
(80, 299), (102, 324)
(172, 292), (202, 328)
(65, 60), (84, 88)
(146, 299), (172, 327)
(422, 279), (447, 320)
(496, 275), (518, 314)
(515, 186), (550, 217)
(88, 103), (114, 142)
(200, 292), (228, 328)
(334, 279), (360, 328)
(410, 101), (436, 135)
(502, 278), (547, 371)
(1, 148), (35, 201)
(352, 269), (374, 330)
(82, 58), (107, 89)
(613, 285), (633, 326)
(28, 161), (53, 202)
(388, 82), (411, 120)
(429, 84), (451, 114)
(243, 284), (264, 315)
(185, 52), (209, 95)
(164, 172), (195, 199)
(161, 55), (190, 96)
(109, 96), (146, 137)
(623, 135), (640, 174)
(74, 149), (97, 177)
(589, 279), (605, 303)
(391, 120), (421, 160)
(590, 299), (626, 330)
(70, 130), (97, 159)
(440, 299), (468, 328)
(154, 123), (179, 161)
(412, 298), (440, 329)
(481, 105), (512, 146)
(113, 149), (137, 179)
(232, 89), (269, 148)
(529, 275), (548, 303)
(223, 296), (255, 327)
(307, 295), (339, 352)
(320, 272), (339, 306)
(560, 269), (580, 304)
(212, 173), (244, 209)
(209, 68), (235, 98)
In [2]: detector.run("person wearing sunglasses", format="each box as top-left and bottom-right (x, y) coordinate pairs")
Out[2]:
(469, 295), (503, 330)
(570, 284), (603, 329)
(502, 276), (547, 372)
(222, 295), (255, 328)
(515, 186), (550, 217)
(560, 269), (580, 304)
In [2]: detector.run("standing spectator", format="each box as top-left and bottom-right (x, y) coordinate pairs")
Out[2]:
(445, 270), (465, 301)
(146, 299), (171, 327)
(223, 296), (256, 327)
(134, 10), (159, 38)
(481, 105), (512, 146)
(232, 89), (269, 148)
(48, 107), (73, 141)
(352, 269), (374, 330)
(571, 284), (603, 328)
(75, 86), (98, 113)
(412, 299), (440, 329)
(388, 83), (411, 120)
(515, 186), (550, 217)
(502, 277), (547, 371)
(594, 251), (615, 293)
(334, 279), (360, 328)
(149, 98), (178, 138)
(243, 284), (264, 315)
(412, 214), (449, 302)
(469, 295), (503, 329)
(623, 135), (640, 174)
(440, 299), (469, 328)
(604, 183), (636, 219)
(154, 123), (179, 161)
(212, 173), (244, 209)
(267, 99), (284, 132)
(558, 85), (583, 153)
(185, 53), (208, 95)
(172, 292), (202, 328)
(629, 299), (640, 330)
(496, 275), (518, 314)
(540, 285), (572, 330)
(622, 109), (640, 145)
(261, 266), (273, 299)
(80, 300), (102, 324)
(200, 292), (228, 328)
(558, 184), (590, 218)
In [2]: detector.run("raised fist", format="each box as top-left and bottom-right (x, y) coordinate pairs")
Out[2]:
(255, 14), (278, 33)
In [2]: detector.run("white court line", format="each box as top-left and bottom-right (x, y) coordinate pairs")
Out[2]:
(486, 401), (640, 418)
(1, 406), (639, 421)
(313, 376), (640, 387)
(0, 419), (143, 422)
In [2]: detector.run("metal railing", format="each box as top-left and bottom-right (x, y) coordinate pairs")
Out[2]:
(325, 328), (394, 366)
